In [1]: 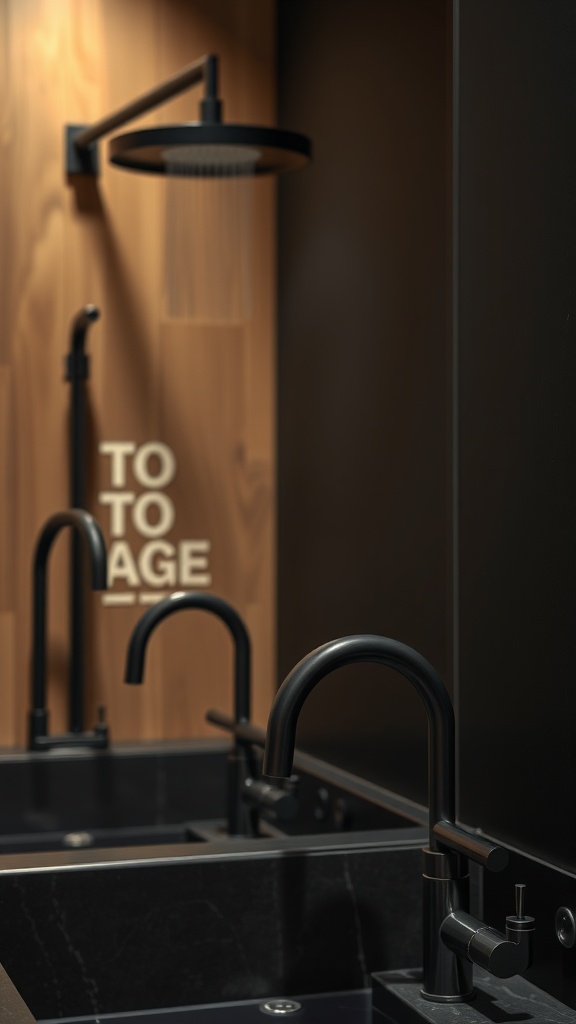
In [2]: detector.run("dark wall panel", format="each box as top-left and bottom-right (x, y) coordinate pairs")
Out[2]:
(457, 0), (576, 869)
(277, 0), (450, 804)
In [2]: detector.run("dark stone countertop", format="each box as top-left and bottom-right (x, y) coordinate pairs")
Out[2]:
(372, 968), (576, 1022)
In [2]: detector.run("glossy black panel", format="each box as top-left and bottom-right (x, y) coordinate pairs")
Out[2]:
(457, 0), (576, 868)
(276, 0), (451, 806)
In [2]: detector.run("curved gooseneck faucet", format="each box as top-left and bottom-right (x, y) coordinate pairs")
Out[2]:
(124, 591), (253, 836)
(263, 635), (534, 1004)
(29, 509), (109, 750)
(263, 634), (455, 845)
(124, 591), (250, 721)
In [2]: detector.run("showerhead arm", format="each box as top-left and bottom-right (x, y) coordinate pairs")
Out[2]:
(67, 51), (311, 179)
(67, 54), (221, 174)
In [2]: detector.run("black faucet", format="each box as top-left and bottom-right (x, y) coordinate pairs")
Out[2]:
(124, 591), (255, 836)
(262, 634), (535, 1003)
(29, 509), (109, 751)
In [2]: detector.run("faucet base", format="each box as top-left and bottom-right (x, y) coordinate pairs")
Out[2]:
(421, 847), (473, 1001)
(28, 709), (109, 751)
(419, 989), (474, 1003)
(29, 730), (109, 751)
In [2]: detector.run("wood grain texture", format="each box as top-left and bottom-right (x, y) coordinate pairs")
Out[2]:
(0, 0), (277, 745)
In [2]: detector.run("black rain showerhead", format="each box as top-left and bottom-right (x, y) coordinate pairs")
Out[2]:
(109, 123), (310, 177)
(66, 53), (311, 179)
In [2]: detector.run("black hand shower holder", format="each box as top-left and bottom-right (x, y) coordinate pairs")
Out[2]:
(28, 310), (110, 752)
(65, 306), (103, 740)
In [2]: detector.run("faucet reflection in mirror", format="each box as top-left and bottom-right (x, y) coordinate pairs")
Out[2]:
(262, 634), (535, 1003)
(28, 509), (109, 751)
(124, 590), (297, 837)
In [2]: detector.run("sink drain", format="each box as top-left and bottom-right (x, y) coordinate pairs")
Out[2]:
(259, 1000), (302, 1016)
(62, 831), (95, 849)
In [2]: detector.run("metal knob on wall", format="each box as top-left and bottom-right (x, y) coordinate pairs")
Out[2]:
(556, 907), (576, 948)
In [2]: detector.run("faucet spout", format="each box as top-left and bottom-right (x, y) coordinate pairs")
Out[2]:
(124, 590), (250, 722)
(29, 509), (108, 750)
(124, 591), (253, 836)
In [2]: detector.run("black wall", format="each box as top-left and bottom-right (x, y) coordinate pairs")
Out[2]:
(278, 0), (576, 872)
(457, 0), (576, 870)
(275, 0), (576, 1003)
(276, 0), (450, 807)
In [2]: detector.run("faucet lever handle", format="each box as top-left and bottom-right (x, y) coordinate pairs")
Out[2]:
(507, 883), (534, 932)
(433, 820), (509, 872)
(515, 883), (526, 920)
(506, 883), (535, 967)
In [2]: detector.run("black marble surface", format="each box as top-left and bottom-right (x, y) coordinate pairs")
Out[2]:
(0, 841), (422, 1020)
(372, 968), (576, 1023)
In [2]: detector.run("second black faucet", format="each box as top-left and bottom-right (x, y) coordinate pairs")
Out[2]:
(261, 633), (535, 1004)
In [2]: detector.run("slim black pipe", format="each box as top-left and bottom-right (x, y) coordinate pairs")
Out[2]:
(204, 55), (218, 101)
(262, 634), (456, 850)
(124, 591), (251, 723)
(30, 510), (107, 737)
(199, 55), (222, 124)
(65, 305), (99, 732)
(72, 55), (217, 149)
(67, 304), (99, 509)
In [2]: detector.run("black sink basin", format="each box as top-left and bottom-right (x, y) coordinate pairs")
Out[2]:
(0, 822), (202, 853)
(0, 739), (427, 854)
(0, 831), (424, 1021)
(35, 976), (576, 1024)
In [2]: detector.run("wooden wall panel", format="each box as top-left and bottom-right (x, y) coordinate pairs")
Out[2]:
(0, 0), (276, 745)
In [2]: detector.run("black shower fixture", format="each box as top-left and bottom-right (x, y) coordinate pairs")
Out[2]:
(65, 305), (100, 735)
(66, 53), (311, 178)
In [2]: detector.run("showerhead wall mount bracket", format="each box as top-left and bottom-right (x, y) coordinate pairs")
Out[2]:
(66, 53), (310, 179)
(66, 124), (100, 175)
